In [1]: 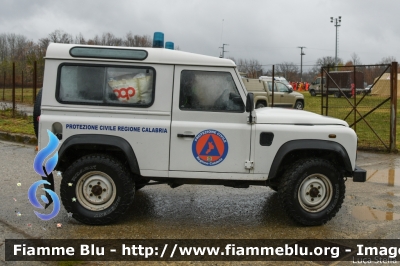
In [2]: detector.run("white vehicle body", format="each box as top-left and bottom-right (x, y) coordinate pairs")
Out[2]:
(259, 76), (293, 89)
(36, 43), (365, 226)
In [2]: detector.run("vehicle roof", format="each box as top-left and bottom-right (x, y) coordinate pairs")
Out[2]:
(45, 43), (236, 67)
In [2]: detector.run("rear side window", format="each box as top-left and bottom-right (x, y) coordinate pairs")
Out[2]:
(57, 64), (155, 107)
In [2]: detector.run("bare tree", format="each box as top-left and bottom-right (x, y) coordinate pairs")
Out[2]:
(48, 30), (73, 43)
(379, 56), (397, 65)
(123, 32), (152, 47)
(275, 62), (299, 81)
(351, 52), (362, 65)
(74, 33), (86, 44)
(100, 32), (122, 46)
(232, 58), (263, 78)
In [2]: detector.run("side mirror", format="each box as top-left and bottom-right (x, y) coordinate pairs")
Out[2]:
(288, 88), (293, 93)
(246, 93), (254, 113)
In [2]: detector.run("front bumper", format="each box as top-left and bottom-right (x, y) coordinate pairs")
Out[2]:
(352, 166), (366, 182)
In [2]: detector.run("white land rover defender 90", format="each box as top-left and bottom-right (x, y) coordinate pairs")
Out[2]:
(35, 43), (366, 226)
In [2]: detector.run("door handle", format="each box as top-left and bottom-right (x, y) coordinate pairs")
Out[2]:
(177, 134), (195, 138)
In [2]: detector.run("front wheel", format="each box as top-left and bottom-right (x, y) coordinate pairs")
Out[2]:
(294, 100), (304, 110)
(309, 90), (316, 97)
(278, 158), (345, 226)
(60, 154), (135, 225)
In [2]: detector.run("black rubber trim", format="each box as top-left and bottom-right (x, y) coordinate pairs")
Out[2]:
(177, 134), (195, 138)
(353, 166), (366, 182)
(268, 139), (352, 180)
(58, 134), (140, 175)
(260, 132), (274, 146)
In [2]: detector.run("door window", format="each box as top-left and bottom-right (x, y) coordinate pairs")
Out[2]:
(179, 71), (244, 112)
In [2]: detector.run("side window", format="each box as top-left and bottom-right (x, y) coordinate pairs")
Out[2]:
(179, 70), (244, 112)
(267, 81), (278, 92)
(57, 64), (155, 107)
(277, 82), (289, 92)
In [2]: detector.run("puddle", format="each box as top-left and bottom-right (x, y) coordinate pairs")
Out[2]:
(352, 206), (400, 221)
(365, 168), (400, 187)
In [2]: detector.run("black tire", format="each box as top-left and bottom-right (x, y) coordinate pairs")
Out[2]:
(309, 90), (316, 97)
(278, 158), (345, 226)
(294, 100), (304, 110)
(333, 92), (341, 98)
(33, 89), (42, 138)
(256, 102), (266, 109)
(60, 154), (135, 225)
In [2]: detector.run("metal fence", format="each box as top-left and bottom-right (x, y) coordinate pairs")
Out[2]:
(319, 62), (398, 152)
(1, 61), (41, 106)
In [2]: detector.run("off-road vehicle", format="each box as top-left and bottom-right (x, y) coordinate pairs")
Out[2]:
(35, 43), (366, 226)
(242, 78), (304, 109)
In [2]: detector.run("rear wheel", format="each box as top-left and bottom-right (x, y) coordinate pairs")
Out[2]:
(256, 102), (266, 109)
(60, 154), (135, 225)
(278, 158), (345, 226)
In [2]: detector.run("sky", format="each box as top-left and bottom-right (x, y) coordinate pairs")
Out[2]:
(0, 0), (399, 72)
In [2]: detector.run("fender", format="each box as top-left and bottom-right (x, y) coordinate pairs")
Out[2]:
(58, 134), (140, 175)
(268, 139), (352, 180)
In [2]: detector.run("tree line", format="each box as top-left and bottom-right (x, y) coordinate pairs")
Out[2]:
(231, 53), (397, 85)
(0, 30), (153, 86)
(0, 29), (397, 86)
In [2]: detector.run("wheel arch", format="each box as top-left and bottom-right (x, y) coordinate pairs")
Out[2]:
(56, 134), (140, 175)
(254, 95), (268, 105)
(268, 140), (352, 182)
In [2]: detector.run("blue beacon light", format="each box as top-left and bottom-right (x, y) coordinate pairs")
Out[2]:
(153, 32), (164, 48)
(165, 42), (174, 50)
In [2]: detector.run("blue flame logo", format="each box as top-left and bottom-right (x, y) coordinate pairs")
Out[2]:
(28, 130), (60, 220)
(28, 180), (60, 220)
(33, 130), (59, 176)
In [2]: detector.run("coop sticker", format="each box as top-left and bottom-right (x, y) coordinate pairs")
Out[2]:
(192, 129), (228, 166)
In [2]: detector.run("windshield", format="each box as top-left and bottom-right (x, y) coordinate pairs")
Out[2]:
(279, 79), (290, 86)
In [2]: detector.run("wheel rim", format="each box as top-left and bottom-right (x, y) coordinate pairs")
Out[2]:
(296, 102), (303, 109)
(298, 174), (333, 213)
(76, 171), (117, 211)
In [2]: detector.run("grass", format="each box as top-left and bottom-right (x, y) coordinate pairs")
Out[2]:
(1, 87), (38, 104)
(0, 106), (35, 135)
(301, 92), (399, 151)
(0, 88), (399, 151)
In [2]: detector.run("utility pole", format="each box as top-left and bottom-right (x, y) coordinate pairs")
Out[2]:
(298, 47), (306, 82)
(219, 44), (228, 58)
(330, 16), (342, 70)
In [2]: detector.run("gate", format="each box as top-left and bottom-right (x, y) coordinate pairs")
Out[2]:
(320, 62), (398, 152)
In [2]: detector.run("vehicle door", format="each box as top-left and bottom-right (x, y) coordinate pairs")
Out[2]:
(266, 81), (283, 106)
(315, 77), (326, 93)
(169, 66), (251, 175)
(276, 82), (294, 107)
